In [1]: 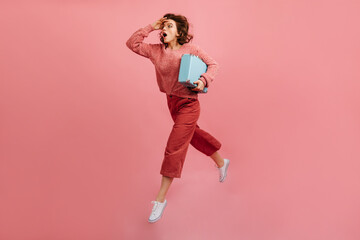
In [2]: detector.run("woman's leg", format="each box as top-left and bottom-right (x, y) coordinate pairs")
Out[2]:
(155, 176), (174, 203)
(154, 153), (224, 202)
(154, 96), (200, 203)
(190, 125), (223, 165)
(160, 97), (200, 178)
(211, 151), (225, 168)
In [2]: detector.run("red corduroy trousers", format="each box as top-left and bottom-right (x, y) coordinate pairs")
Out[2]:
(160, 94), (222, 178)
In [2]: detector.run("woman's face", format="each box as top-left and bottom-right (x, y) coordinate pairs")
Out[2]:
(161, 19), (180, 44)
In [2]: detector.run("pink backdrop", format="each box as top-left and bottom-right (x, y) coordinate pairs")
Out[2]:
(1, 1), (360, 240)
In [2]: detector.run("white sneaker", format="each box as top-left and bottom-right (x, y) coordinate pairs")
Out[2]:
(148, 199), (167, 223)
(214, 158), (230, 182)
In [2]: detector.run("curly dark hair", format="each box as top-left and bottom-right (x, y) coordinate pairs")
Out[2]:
(159, 13), (194, 48)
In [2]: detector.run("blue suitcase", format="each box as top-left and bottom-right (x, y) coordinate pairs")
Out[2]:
(178, 54), (208, 93)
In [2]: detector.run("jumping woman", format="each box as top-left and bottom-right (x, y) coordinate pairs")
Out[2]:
(125, 13), (230, 223)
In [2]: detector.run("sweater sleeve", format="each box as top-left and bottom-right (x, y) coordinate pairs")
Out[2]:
(126, 24), (158, 58)
(193, 45), (219, 88)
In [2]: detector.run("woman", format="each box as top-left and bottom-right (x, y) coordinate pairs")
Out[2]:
(125, 13), (230, 223)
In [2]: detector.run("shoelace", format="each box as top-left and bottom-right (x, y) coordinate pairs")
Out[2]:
(151, 201), (159, 210)
(150, 201), (162, 215)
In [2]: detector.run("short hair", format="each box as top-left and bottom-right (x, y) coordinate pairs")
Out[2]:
(159, 13), (194, 47)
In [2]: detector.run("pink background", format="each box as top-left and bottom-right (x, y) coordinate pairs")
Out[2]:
(1, 1), (360, 240)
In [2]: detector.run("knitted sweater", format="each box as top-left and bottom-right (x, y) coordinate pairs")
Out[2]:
(125, 23), (219, 99)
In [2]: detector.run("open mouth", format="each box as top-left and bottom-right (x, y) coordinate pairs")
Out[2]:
(163, 32), (167, 38)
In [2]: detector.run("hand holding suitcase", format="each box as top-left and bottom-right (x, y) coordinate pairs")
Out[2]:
(178, 54), (208, 93)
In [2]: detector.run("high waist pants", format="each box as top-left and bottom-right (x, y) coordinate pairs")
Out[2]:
(160, 94), (222, 178)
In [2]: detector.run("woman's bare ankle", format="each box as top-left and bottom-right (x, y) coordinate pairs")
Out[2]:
(156, 197), (165, 203)
(217, 158), (224, 168)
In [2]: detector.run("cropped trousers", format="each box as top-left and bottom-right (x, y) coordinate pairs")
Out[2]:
(160, 94), (222, 178)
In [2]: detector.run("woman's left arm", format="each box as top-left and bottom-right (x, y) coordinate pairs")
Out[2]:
(194, 44), (220, 88)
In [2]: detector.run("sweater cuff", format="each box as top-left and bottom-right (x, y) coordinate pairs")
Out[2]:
(144, 23), (155, 32)
(199, 76), (207, 88)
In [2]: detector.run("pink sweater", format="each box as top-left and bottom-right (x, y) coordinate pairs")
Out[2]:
(126, 23), (219, 99)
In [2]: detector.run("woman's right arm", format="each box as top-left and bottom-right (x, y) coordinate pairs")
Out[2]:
(125, 17), (167, 58)
(125, 24), (157, 58)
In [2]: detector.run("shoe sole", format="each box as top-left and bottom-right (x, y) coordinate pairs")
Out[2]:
(220, 159), (230, 182)
(148, 201), (167, 223)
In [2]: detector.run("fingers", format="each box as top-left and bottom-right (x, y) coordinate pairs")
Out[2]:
(191, 86), (201, 92)
(160, 17), (167, 23)
(192, 81), (203, 91)
(154, 17), (167, 29)
(155, 17), (167, 29)
(194, 80), (202, 87)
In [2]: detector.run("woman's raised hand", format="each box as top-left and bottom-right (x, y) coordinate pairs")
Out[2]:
(152, 17), (167, 30)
